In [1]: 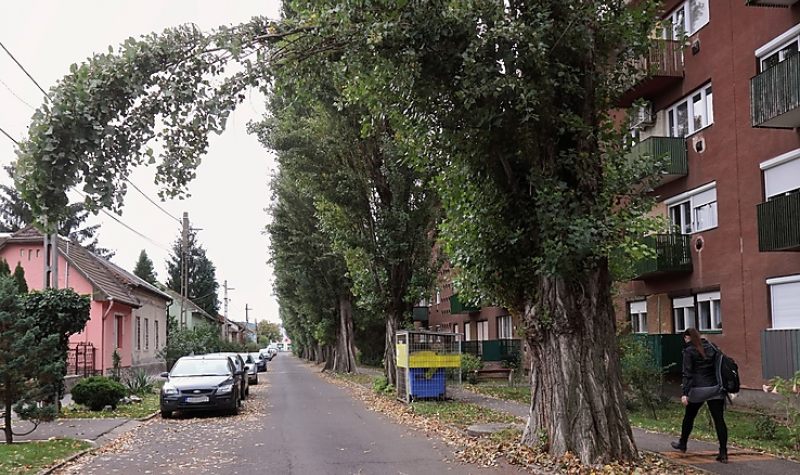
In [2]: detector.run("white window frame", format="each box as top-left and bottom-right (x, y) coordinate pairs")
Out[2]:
(767, 275), (800, 330)
(673, 296), (696, 333)
(696, 291), (722, 331)
(761, 148), (800, 200)
(477, 321), (489, 341)
(666, 182), (718, 234)
(756, 24), (800, 73)
(663, 0), (710, 40)
(464, 322), (471, 341)
(667, 83), (713, 138)
(453, 323), (459, 336)
(497, 315), (513, 339)
(629, 301), (648, 334)
(435, 289), (441, 305)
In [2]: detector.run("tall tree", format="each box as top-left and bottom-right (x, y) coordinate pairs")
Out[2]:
(133, 249), (158, 286)
(12, 262), (28, 294)
(166, 231), (219, 317)
(0, 165), (114, 258)
(256, 321), (281, 344)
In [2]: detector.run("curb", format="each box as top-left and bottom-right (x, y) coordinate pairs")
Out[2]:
(137, 411), (159, 422)
(35, 444), (95, 475)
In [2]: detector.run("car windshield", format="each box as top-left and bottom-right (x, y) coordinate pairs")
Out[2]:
(170, 358), (231, 377)
(240, 354), (254, 363)
(249, 353), (262, 360)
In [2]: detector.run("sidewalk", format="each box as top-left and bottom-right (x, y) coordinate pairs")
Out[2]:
(448, 386), (800, 475)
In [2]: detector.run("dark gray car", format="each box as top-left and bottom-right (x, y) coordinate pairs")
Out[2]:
(206, 352), (249, 399)
(160, 355), (243, 418)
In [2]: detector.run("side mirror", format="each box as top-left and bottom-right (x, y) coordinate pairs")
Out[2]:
(160, 372), (169, 378)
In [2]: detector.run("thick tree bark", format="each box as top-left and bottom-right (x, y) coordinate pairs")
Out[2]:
(521, 265), (637, 464)
(326, 294), (358, 373)
(383, 312), (399, 386)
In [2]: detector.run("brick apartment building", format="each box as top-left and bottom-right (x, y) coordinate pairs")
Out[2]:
(616, 0), (800, 390)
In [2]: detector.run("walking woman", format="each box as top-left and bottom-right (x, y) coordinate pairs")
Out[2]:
(671, 327), (728, 463)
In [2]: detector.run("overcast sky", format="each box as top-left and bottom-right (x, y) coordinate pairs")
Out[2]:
(0, 1), (283, 324)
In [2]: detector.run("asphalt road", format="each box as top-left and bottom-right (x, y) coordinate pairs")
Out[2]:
(58, 354), (510, 475)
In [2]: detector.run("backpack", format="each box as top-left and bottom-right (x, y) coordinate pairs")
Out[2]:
(713, 345), (740, 395)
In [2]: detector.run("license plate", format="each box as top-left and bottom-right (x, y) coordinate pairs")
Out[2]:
(185, 396), (209, 403)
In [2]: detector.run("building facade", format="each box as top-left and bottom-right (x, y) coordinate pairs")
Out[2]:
(616, 0), (800, 389)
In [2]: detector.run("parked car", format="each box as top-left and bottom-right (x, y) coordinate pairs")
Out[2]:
(248, 352), (267, 372)
(239, 353), (259, 384)
(206, 352), (249, 399)
(159, 355), (243, 418)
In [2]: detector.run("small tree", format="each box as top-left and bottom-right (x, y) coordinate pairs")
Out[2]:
(256, 321), (281, 344)
(133, 249), (158, 286)
(12, 262), (27, 294)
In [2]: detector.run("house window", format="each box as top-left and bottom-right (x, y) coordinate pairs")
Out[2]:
(630, 300), (648, 334)
(663, 0), (710, 39)
(114, 315), (123, 349)
(761, 150), (800, 200)
(667, 183), (718, 234)
(768, 275), (800, 329)
(155, 320), (159, 349)
(673, 296), (696, 333)
(697, 291), (722, 331)
(136, 316), (141, 351)
(145, 318), (150, 350)
(757, 24), (800, 73)
(497, 315), (513, 339)
(464, 322), (471, 341)
(668, 84), (713, 138)
(453, 323), (459, 336)
(477, 321), (489, 341)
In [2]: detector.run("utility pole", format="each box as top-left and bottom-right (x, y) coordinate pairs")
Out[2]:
(223, 280), (235, 340)
(180, 212), (189, 329)
(42, 217), (59, 289)
(245, 304), (253, 343)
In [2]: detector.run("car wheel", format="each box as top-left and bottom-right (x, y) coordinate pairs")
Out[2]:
(161, 410), (172, 419)
(252, 375), (258, 385)
(231, 394), (240, 415)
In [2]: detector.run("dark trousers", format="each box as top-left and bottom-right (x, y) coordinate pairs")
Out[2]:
(680, 399), (727, 450)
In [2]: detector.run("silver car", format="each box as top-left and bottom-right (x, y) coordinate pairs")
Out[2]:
(239, 353), (259, 385)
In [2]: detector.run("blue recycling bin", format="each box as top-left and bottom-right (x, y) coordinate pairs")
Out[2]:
(409, 368), (446, 399)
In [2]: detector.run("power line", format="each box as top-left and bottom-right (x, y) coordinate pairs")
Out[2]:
(0, 125), (19, 145)
(124, 177), (182, 224)
(0, 77), (36, 110)
(0, 40), (51, 101)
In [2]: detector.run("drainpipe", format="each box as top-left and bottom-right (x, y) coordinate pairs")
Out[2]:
(100, 298), (115, 374)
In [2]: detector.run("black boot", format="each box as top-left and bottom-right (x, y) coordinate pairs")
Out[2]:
(671, 441), (687, 453)
(716, 448), (728, 463)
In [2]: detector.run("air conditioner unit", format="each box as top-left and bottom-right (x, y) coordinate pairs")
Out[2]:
(631, 103), (655, 129)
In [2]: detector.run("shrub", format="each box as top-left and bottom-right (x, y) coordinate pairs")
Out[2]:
(755, 411), (778, 440)
(764, 370), (800, 449)
(124, 368), (154, 396)
(72, 376), (127, 411)
(461, 353), (483, 384)
(373, 376), (391, 394)
(618, 334), (669, 419)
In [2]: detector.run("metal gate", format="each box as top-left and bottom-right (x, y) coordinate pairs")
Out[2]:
(67, 342), (97, 377)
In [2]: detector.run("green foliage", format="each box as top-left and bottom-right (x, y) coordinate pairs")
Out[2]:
(372, 376), (394, 395)
(0, 259), (10, 277)
(618, 335), (669, 418)
(110, 349), (122, 382)
(71, 376), (127, 411)
(461, 353), (483, 385)
(124, 369), (155, 396)
(158, 322), (242, 369)
(256, 321), (281, 344)
(755, 411), (779, 441)
(12, 262), (27, 294)
(132, 250), (158, 286)
(0, 439), (92, 475)
(765, 370), (800, 449)
(166, 231), (219, 318)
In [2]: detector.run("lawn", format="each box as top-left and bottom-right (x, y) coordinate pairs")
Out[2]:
(629, 402), (800, 459)
(463, 383), (531, 404)
(0, 439), (91, 475)
(60, 392), (160, 420)
(411, 400), (520, 429)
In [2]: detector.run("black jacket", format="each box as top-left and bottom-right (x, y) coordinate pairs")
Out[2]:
(681, 339), (719, 396)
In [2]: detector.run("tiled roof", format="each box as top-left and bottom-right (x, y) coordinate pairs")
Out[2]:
(163, 288), (217, 323)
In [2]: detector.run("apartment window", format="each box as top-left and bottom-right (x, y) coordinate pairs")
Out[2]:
(155, 320), (160, 349)
(667, 183), (718, 234)
(453, 323), (459, 336)
(464, 322), (472, 341)
(757, 24), (800, 73)
(697, 291), (722, 331)
(136, 316), (141, 351)
(630, 301), (648, 334)
(114, 315), (123, 349)
(477, 321), (489, 341)
(668, 84), (713, 137)
(673, 296), (696, 333)
(663, 0), (710, 39)
(761, 150), (800, 200)
(498, 315), (513, 339)
(768, 275), (800, 329)
(145, 318), (150, 350)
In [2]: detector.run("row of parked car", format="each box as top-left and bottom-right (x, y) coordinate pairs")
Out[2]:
(159, 348), (278, 418)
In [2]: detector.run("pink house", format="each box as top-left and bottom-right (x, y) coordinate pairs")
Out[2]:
(0, 227), (171, 375)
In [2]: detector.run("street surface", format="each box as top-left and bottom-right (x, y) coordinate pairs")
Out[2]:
(57, 355), (513, 475)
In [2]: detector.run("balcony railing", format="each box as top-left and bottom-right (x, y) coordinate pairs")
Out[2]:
(761, 329), (800, 379)
(450, 294), (479, 314)
(746, 0), (798, 7)
(629, 136), (688, 185)
(751, 53), (800, 128)
(633, 234), (693, 280)
(757, 192), (800, 251)
(461, 339), (522, 362)
(412, 306), (430, 322)
(619, 39), (684, 107)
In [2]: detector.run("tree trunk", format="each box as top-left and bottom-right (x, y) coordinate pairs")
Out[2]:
(3, 396), (12, 444)
(383, 312), (398, 386)
(520, 266), (637, 464)
(327, 294), (358, 373)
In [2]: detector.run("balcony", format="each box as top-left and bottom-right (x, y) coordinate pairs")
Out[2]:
(751, 53), (800, 128)
(761, 329), (800, 379)
(746, 0), (798, 7)
(619, 39), (684, 107)
(757, 192), (800, 251)
(412, 306), (429, 322)
(633, 234), (693, 280)
(629, 136), (688, 186)
(450, 294), (479, 314)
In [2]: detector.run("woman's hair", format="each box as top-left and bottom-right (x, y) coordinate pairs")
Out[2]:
(684, 328), (706, 359)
